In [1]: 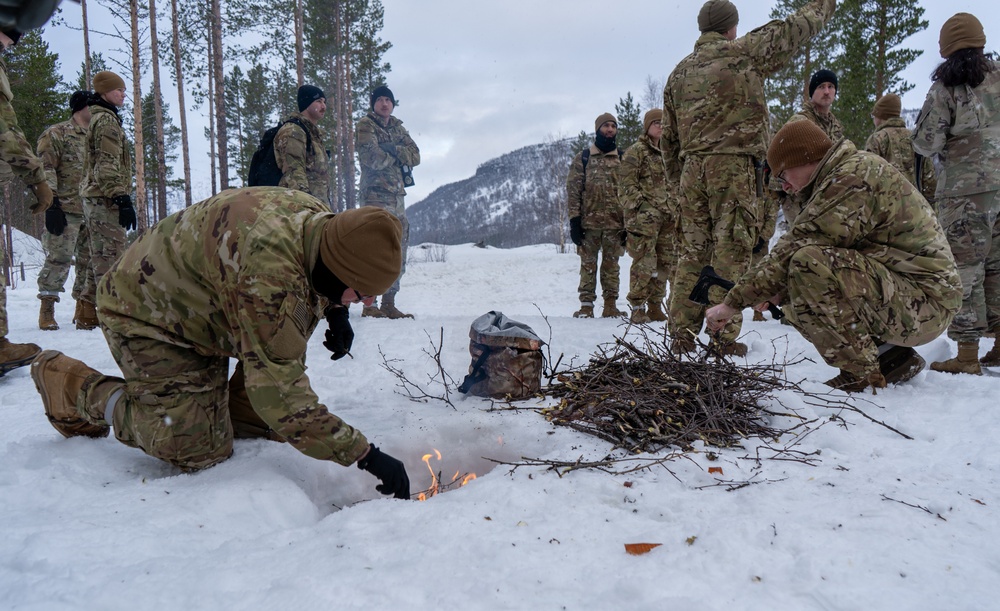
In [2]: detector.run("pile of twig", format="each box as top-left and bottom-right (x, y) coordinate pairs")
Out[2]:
(543, 333), (794, 453)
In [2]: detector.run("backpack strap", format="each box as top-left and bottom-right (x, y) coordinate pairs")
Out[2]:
(457, 346), (491, 394)
(285, 117), (313, 156)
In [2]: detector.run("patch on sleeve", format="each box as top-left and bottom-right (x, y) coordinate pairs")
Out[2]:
(264, 294), (311, 361)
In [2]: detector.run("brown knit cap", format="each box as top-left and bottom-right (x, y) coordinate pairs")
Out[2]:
(595, 112), (617, 132)
(939, 13), (986, 58)
(643, 109), (662, 134)
(872, 93), (902, 120)
(767, 120), (833, 178)
(698, 0), (739, 34)
(93, 71), (126, 95)
(319, 207), (402, 296)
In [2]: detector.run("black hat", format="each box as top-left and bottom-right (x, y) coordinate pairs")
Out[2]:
(370, 85), (395, 110)
(809, 69), (838, 97)
(69, 90), (92, 113)
(297, 85), (325, 112)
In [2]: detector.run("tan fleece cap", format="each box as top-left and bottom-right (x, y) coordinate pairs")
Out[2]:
(93, 71), (126, 95)
(872, 94), (902, 120)
(767, 120), (834, 178)
(595, 112), (617, 132)
(643, 109), (662, 134)
(699, 0), (739, 34)
(939, 13), (986, 58)
(319, 207), (402, 296)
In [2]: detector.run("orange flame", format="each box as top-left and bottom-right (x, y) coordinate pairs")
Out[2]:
(416, 448), (476, 501)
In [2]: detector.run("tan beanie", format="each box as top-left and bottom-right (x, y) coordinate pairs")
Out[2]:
(595, 112), (617, 132)
(939, 13), (986, 58)
(319, 207), (403, 296)
(698, 0), (739, 34)
(767, 120), (833, 178)
(93, 71), (126, 95)
(872, 93), (902, 120)
(643, 109), (662, 134)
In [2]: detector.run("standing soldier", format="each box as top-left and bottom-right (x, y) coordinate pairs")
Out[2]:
(274, 84), (329, 204)
(661, 0), (837, 354)
(788, 69), (844, 140)
(355, 85), (420, 319)
(865, 93), (937, 206)
(0, 27), (52, 375)
(567, 113), (626, 319)
(77, 71), (135, 331)
(913, 13), (1000, 375)
(620, 109), (677, 324)
(36, 91), (92, 331)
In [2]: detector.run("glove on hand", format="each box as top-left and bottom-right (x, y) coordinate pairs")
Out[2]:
(569, 217), (584, 247)
(378, 141), (398, 157)
(357, 444), (410, 499)
(323, 305), (354, 360)
(45, 196), (67, 236)
(28, 181), (54, 213)
(113, 195), (137, 230)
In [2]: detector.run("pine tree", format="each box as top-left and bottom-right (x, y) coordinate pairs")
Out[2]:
(615, 92), (642, 149)
(5, 29), (66, 146)
(140, 91), (183, 222)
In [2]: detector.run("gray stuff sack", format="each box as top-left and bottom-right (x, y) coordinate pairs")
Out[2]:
(457, 311), (545, 400)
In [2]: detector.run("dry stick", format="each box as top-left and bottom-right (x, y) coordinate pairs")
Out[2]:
(378, 336), (456, 409)
(881, 494), (947, 521)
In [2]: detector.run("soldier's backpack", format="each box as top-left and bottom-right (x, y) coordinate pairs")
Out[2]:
(247, 118), (312, 187)
(457, 311), (545, 400)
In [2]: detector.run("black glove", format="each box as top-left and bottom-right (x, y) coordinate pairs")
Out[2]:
(322, 305), (354, 360)
(570, 216), (584, 247)
(379, 141), (398, 157)
(112, 194), (137, 230)
(357, 444), (410, 499)
(45, 196), (67, 236)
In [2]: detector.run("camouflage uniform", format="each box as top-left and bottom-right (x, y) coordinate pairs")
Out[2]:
(913, 61), (1000, 342)
(619, 134), (678, 309)
(661, 0), (836, 343)
(355, 112), (420, 297)
(865, 116), (938, 207)
(36, 119), (91, 302)
(0, 56), (46, 340)
(724, 139), (961, 377)
(79, 101), (132, 306)
(68, 188), (370, 471)
(788, 101), (844, 141)
(274, 112), (329, 204)
(567, 146), (624, 304)
(775, 102), (845, 227)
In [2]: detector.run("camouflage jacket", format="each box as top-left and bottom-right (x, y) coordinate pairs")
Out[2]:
(0, 57), (45, 185)
(36, 119), (88, 214)
(912, 60), (1000, 198)
(787, 101), (844, 141)
(725, 139), (961, 318)
(566, 145), (624, 230)
(274, 113), (329, 204)
(355, 112), (420, 203)
(96, 187), (369, 466)
(81, 103), (132, 199)
(661, 0), (836, 165)
(865, 117), (937, 203)
(619, 134), (675, 217)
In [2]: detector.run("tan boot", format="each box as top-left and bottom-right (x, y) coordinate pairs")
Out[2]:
(0, 338), (42, 376)
(646, 301), (667, 322)
(573, 304), (595, 318)
(75, 300), (99, 331)
(980, 340), (1000, 367)
(878, 345), (925, 385)
(601, 298), (624, 318)
(30, 350), (110, 438)
(629, 306), (650, 324)
(671, 334), (695, 354)
(379, 294), (414, 319)
(72, 300), (84, 325)
(711, 340), (748, 358)
(930, 341), (982, 375)
(752, 310), (766, 322)
(825, 369), (887, 393)
(39, 296), (59, 330)
(362, 304), (388, 318)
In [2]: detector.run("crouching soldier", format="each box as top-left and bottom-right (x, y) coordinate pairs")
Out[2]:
(30, 188), (411, 499)
(705, 121), (961, 392)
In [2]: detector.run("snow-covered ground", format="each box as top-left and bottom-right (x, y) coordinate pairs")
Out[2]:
(2, 238), (998, 610)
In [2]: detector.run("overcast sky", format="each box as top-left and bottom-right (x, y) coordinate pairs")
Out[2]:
(40, 0), (999, 207)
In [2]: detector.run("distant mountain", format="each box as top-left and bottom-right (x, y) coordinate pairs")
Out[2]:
(408, 138), (578, 248)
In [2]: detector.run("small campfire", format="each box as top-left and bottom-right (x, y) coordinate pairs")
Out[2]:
(415, 448), (477, 500)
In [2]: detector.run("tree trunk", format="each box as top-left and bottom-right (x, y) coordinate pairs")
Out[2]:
(148, 0), (169, 221)
(333, 3), (344, 211)
(207, 22), (217, 196)
(295, 0), (304, 88)
(343, 38), (356, 210)
(130, 0), (147, 228)
(81, 0), (92, 87)
(170, 0), (193, 207)
(211, 0), (229, 189)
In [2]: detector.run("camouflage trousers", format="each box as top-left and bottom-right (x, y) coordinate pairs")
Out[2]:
(669, 155), (758, 343)
(80, 197), (127, 305)
(626, 204), (678, 308)
(937, 190), (1000, 342)
(787, 245), (953, 376)
(37, 211), (91, 301)
(0, 239), (7, 338)
(577, 228), (623, 304)
(362, 194), (407, 297)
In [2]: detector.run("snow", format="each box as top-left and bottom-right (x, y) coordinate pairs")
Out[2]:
(2, 239), (999, 610)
